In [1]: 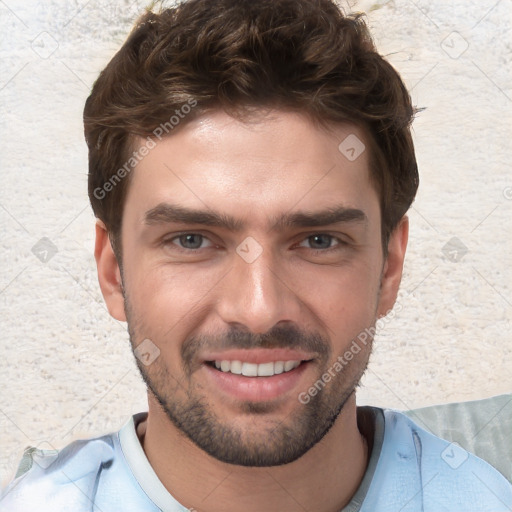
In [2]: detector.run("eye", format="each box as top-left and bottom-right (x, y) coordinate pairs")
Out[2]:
(169, 233), (212, 250)
(299, 234), (342, 250)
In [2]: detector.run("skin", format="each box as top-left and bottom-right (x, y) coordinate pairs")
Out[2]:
(95, 110), (408, 512)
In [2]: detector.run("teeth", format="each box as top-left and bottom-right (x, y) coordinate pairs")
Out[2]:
(284, 360), (297, 372)
(257, 362), (274, 377)
(230, 360), (243, 374)
(212, 360), (301, 377)
(242, 362), (258, 377)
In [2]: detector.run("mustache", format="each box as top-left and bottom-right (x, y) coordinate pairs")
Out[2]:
(181, 324), (331, 371)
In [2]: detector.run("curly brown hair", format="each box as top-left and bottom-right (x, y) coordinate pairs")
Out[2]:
(84, 0), (418, 258)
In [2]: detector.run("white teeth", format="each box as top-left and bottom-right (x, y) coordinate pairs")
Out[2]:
(230, 360), (243, 374)
(257, 362), (275, 377)
(284, 360), (298, 372)
(212, 360), (302, 376)
(274, 361), (284, 374)
(242, 362), (258, 377)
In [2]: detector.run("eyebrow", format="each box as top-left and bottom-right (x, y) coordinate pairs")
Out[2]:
(143, 203), (367, 231)
(272, 206), (367, 230)
(144, 204), (244, 231)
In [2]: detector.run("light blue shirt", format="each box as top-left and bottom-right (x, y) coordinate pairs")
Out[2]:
(1, 408), (511, 511)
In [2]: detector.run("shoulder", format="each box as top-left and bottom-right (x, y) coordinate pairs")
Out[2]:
(0, 434), (117, 511)
(363, 408), (512, 512)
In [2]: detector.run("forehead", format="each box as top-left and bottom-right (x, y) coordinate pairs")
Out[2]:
(124, 110), (378, 226)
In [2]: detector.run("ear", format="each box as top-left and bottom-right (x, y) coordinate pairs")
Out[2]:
(94, 220), (126, 322)
(376, 216), (409, 318)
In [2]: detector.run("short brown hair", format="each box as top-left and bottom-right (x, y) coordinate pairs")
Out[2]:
(84, 0), (418, 258)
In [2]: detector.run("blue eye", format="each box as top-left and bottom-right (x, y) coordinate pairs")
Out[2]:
(301, 234), (340, 250)
(174, 234), (207, 249)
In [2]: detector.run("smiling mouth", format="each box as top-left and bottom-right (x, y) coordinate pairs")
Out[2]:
(206, 359), (309, 377)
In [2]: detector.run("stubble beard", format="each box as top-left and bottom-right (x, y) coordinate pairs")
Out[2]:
(124, 296), (373, 467)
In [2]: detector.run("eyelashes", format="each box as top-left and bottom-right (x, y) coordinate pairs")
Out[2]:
(164, 232), (348, 253)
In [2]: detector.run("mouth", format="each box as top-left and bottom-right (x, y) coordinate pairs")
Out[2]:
(201, 350), (315, 402)
(206, 359), (303, 377)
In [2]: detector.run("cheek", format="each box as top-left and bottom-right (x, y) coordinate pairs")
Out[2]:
(124, 260), (223, 337)
(304, 262), (381, 339)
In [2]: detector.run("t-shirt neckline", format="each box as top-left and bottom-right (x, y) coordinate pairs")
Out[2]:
(118, 407), (385, 512)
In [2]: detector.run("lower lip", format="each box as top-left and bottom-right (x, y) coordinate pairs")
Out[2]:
(202, 362), (310, 402)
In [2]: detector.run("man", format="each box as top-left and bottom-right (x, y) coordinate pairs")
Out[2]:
(1, 0), (511, 510)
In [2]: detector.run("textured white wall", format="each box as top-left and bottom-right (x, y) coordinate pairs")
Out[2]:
(1, 0), (511, 487)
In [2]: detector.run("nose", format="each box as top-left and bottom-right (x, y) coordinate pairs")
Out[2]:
(215, 242), (302, 333)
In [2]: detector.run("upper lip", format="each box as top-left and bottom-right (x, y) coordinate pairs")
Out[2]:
(202, 348), (316, 365)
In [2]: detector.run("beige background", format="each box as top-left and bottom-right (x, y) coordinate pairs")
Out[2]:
(1, 0), (511, 487)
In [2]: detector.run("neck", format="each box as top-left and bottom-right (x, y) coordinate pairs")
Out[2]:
(138, 394), (369, 512)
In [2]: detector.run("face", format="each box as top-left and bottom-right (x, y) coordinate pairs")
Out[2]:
(96, 110), (407, 466)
